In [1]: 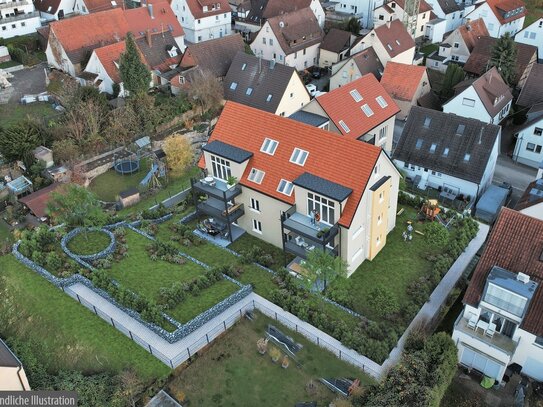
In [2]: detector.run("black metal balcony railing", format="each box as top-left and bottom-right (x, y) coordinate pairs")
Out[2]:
(281, 204), (339, 246)
(191, 177), (242, 202)
(284, 240), (339, 260)
(196, 199), (244, 223)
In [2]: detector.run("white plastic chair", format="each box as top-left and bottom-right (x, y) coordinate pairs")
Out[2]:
(485, 323), (496, 338)
(467, 313), (477, 330)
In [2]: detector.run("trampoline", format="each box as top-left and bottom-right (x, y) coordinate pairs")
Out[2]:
(114, 159), (140, 175)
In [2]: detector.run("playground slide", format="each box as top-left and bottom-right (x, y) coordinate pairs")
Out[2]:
(140, 163), (158, 187)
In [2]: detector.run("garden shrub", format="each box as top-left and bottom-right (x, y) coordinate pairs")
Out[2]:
(424, 222), (449, 249)
(367, 286), (399, 318)
(240, 246), (276, 268)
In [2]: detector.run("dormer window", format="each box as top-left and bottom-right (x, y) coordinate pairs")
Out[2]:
(290, 148), (308, 166)
(203, 5), (208, 11)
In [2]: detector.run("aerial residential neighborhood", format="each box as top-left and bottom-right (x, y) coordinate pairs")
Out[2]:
(0, 0), (543, 404)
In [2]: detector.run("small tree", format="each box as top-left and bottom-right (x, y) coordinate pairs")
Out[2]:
(0, 120), (47, 166)
(344, 17), (361, 35)
(304, 249), (348, 291)
(440, 63), (465, 99)
(489, 32), (517, 86)
(46, 184), (106, 228)
(368, 286), (399, 318)
(118, 369), (143, 407)
(119, 33), (150, 96)
(187, 69), (224, 114)
(163, 134), (193, 175)
(425, 221), (449, 249)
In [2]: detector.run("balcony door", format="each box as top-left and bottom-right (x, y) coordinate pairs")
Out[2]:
(211, 155), (231, 181)
(480, 310), (517, 338)
(307, 192), (335, 225)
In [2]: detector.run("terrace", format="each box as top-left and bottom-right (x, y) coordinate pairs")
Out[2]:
(454, 316), (518, 356)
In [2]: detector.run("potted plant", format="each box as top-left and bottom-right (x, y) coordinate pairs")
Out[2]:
(257, 338), (268, 355)
(281, 355), (289, 369)
(269, 346), (281, 363)
(226, 176), (238, 189)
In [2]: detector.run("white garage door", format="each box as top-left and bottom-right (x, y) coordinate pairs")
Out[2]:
(461, 347), (504, 379)
(522, 358), (543, 381)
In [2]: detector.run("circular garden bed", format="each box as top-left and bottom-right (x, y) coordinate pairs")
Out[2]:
(63, 229), (116, 260)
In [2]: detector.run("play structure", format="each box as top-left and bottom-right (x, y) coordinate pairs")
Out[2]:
(418, 199), (455, 228)
(139, 149), (167, 188)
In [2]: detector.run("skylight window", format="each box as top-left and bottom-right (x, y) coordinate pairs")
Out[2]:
(429, 143), (437, 153)
(464, 153), (471, 161)
(290, 148), (309, 166)
(230, 82), (238, 90)
(241, 63), (247, 71)
(387, 43), (393, 50)
(395, 39), (400, 45)
(443, 147), (449, 157)
(456, 124), (465, 135)
(376, 96), (388, 108)
(415, 138), (423, 149)
(277, 179), (294, 196)
(361, 104), (374, 117)
(246, 87), (253, 95)
(266, 94), (273, 102)
(350, 89), (362, 102)
(248, 168), (265, 184)
(261, 138), (278, 155)
(339, 120), (350, 133)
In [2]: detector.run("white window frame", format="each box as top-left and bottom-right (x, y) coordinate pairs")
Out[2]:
(339, 120), (350, 133)
(277, 179), (294, 196)
(261, 138), (279, 155)
(350, 89), (363, 102)
(248, 168), (265, 184)
(290, 148), (309, 166)
(252, 219), (262, 233)
(361, 104), (374, 117)
(210, 155), (231, 180)
(376, 96), (388, 108)
(307, 192), (335, 225)
(250, 198), (260, 212)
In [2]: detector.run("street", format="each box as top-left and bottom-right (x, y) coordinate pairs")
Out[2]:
(493, 155), (537, 207)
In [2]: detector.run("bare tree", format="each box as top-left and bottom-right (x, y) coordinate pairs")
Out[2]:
(187, 69), (224, 114)
(118, 370), (143, 407)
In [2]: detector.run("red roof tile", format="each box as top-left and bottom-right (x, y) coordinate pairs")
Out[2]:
(82, 0), (119, 12)
(457, 18), (489, 52)
(199, 102), (383, 228)
(19, 183), (63, 218)
(380, 62), (427, 102)
(124, 2), (184, 39)
(464, 208), (543, 336)
(315, 74), (399, 137)
(373, 19), (415, 58)
(183, 0), (230, 19)
(94, 41), (126, 83)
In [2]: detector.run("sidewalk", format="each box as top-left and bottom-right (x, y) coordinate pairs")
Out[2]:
(381, 222), (490, 372)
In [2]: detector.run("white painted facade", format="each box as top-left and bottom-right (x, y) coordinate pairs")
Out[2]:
(273, 73), (311, 117)
(465, 2), (524, 38)
(515, 18), (543, 60)
(442, 85), (511, 124)
(171, 0), (231, 43)
(373, 2), (431, 39)
(424, 18), (447, 43)
(393, 130), (500, 200)
(426, 29), (473, 73)
(37, 0), (76, 21)
(513, 117), (543, 168)
(519, 201), (543, 220)
(0, 0), (41, 39)
(333, 0), (382, 29)
(424, 0), (473, 33)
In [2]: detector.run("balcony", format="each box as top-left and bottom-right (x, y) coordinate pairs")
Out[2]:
(191, 177), (242, 202)
(0, 0), (29, 10)
(0, 10), (38, 22)
(196, 197), (244, 223)
(284, 239), (338, 260)
(454, 316), (519, 356)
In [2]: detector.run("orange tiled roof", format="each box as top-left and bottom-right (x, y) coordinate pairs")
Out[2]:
(380, 62), (427, 102)
(198, 102), (383, 228)
(183, 0), (230, 19)
(315, 74), (400, 137)
(124, 2), (184, 39)
(94, 41), (126, 83)
(482, 0), (527, 24)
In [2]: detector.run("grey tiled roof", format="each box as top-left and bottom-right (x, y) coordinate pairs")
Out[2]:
(289, 110), (329, 127)
(202, 140), (253, 163)
(293, 172), (352, 201)
(393, 106), (500, 184)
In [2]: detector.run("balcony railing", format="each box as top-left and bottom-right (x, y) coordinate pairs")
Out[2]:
(196, 198), (244, 223)
(281, 204), (339, 246)
(0, 0), (29, 10)
(284, 240), (338, 260)
(0, 10), (38, 22)
(454, 315), (519, 356)
(191, 177), (242, 203)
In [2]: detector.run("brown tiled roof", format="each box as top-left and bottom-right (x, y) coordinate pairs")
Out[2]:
(124, 2), (185, 39)
(453, 67), (513, 118)
(135, 31), (181, 72)
(373, 19), (415, 58)
(436, 0), (461, 14)
(464, 208), (543, 337)
(183, 0), (230, 19)
(380, 62), (427, 102)
(179, 34), (245, 77)
(515, 179), (543, 211)
(320, 28), (352, 53)
(463, 36), (536, 86)
(34, 0), (62, 14)
(266, 8), (323, 55)
(457, 19), (489, 52)
(82, 0), (118, 13)
(485, 0), (527, 24)
(517, 63), (543, 107)
(19, 183), (63, 218)
(349, 47), (384, 80)
(241, 0), (312, 25)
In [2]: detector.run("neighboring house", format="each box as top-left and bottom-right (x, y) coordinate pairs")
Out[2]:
(192, 101), (400, 274)
(380, 62), (429, 120)
(234, 0), (324, 35)
(318, 28), (355, 68)
(301, 74), (399, 152)
(329, 47), (384, 90)
(73, 0), (118, 14)
(463, 36), (536, 89)
(170, 0), (231, 43)
(516, 17), (543, 60)
(250, 8), (323, 71)
(515, 172), (543, 220)
(517, 63), (543, 108)
(393, 106), (501, 201)
(19, 183), (63, 218)
(45, 4), (185, 76)
(452, 208), (543, 382)
(0, 338), (31, 391)
(464, 0), (526, 38)
(373, 0), (433, 39)
(33, 0), (76, 20)
(424, 0), (474, 34)
(512, 104), (543, 168)
(426, 18), (488, 73)
(442, 67), (513, 125)
(358, 19), (416, 67)
(0, 0), (41, 38)
(332, 0), (375, 29)
(224, 51), (309, 116)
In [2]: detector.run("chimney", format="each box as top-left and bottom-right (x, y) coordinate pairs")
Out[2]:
(148, 3), (154, 18)
(146, 29), (152, 47)
(386, 20), (391, 28)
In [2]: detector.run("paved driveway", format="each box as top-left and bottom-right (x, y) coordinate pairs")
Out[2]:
(493, 155), (537, 207)
(0, 63), (48, 104)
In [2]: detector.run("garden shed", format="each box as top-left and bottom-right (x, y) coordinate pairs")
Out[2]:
(475, 185), (509, 224)
(118, 187), (140, 208)
(18, 183), (62, 218)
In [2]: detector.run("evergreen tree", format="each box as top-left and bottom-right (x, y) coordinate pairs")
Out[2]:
(0, 120), (47, 167)
(344, 17), (361, 35)
(119, 33), (150, 96)
(440, 63), (465, 99)
(489, 32), (517, 85)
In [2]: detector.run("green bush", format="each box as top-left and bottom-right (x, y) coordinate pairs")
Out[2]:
(367, 286), (400, 318)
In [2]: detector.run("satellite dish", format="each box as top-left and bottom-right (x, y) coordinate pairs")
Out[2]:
(279, 21), (285, 28)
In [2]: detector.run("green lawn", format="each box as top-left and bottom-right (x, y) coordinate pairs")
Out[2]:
(524, 0), (543, 27)
(168, 312), (374, 407)
(88, 159), (151, 202)
(420, 43), (438, 56)
(66, 230), (111, 255)
(330, 206), (433, 321)
(117, 166), (200, 215)
(0, 219), (13, 244)
(0, 103), (57, 128)
(0, 60), (20, 69)
(0, 254), (170, 381)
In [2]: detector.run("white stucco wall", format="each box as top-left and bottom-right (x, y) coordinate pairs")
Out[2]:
(172, 0), (231, 43)
(516, 18), (543, 60)
(0, 0), (41, 39)
(465, 3), (524, 38)
(513, 119), (543, 168)
(274, 72), (310, 116)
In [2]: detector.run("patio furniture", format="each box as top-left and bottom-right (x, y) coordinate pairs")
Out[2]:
(202, 176), (216, 187)
(295, 236), (305, 246)
(476, 320), (489, 333)
(485, 323), (496, 338)
(467, 314), (477, 330)
(222, 202), (242, 216)
(203, 218), (226, 236)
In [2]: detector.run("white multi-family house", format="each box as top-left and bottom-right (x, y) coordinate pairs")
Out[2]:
(250, 7), (323, 71)
(513, 105), (543, 168)
(333, 0), (379, 29)
(464, 0), (526, 38)
(452, 208), (543, 382)
(373, 0), (433, 39)
(191, 101), (400, 275)
(424, 0), (474, 35)
(426, 18), (488, 73)
(0, 0), (41, 37)
(442, 67), (513, 125)
(171, 0), (231, 43)
(33, 0), (76, 20)
(515, 17), (543, 60)
(393, 106), (500, 201)
(300, 74), (399, 153)
(357, 19), (416, 66)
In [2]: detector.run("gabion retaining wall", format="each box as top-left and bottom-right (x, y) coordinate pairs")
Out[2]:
(61, 227), (116, 261)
